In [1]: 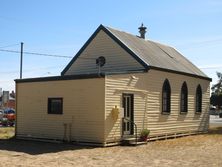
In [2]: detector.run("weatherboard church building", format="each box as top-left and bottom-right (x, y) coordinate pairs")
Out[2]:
(15, 24), (211, 146)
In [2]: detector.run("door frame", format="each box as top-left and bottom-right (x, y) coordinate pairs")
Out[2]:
(122, 93), (134, 135)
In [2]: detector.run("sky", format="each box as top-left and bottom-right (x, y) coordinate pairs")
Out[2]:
(0, 0), (222, 91)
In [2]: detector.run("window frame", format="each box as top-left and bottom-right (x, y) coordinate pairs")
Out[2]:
(180, 82), (188, 114)
(48, 97), (63, 115)
(162, 79), (171, 114)
(195, 85), (202, 114)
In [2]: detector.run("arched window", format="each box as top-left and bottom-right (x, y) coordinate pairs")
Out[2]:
(180, 82), (188, 113)
(162, 79), (171, 114)
(196, 85), (202, 113)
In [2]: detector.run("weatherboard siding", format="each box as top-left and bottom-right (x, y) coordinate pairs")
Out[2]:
(64, 30), (144, 75)
(105, 78), (147, 142)
(105, 70), (210, 142)
(16, 78), (105, 143)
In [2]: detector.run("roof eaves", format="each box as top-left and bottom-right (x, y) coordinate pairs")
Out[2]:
(15, 74), (105, 83)
(150, 66), (212, 81)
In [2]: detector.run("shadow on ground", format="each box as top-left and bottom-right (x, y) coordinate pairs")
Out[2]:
(0, 127), (221, 155)
(0, 138), (95, 155)
(208, 126), (222, 135)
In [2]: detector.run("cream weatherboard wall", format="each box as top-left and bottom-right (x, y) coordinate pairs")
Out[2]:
(16, 78), (105, 144)
(16, 69), (210, 145)
(64, 29), (144, 75)
(104, 69), (210, 143)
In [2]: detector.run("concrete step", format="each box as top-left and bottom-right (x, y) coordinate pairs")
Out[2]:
(122, 137), (137, 141)
(129, 141), (147, 146)
(121, 137), (148, 146)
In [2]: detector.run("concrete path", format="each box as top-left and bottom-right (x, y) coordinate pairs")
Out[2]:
(210, 115), (222, 127)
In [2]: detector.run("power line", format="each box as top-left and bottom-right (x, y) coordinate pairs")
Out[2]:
(0, 48), (98, 60)
(0, 80), (14, 83)
(0, 49), (73, 58)
(178, 38), (222, 50)
(0, 43), (20, 49)
(0, 49), (19, 54)
(0, 65), (64, 74)
(199, 65), (222, 69)
(24, 51), (73, 58)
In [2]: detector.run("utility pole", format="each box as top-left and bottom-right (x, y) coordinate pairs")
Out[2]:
(20, 42), (23, 79)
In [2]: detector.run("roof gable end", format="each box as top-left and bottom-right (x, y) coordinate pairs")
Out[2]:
(61, 25), (148, 75)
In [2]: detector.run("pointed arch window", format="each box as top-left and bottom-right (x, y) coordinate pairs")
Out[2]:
(196, 85), (202, 113)
(180, 82), (188, 113)
(162, 79), (171, 114)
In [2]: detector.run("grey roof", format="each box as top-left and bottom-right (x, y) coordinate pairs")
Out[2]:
(105, 26), (209, 79)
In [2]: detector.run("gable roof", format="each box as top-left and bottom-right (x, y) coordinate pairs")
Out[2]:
(62, 24), (211, 81)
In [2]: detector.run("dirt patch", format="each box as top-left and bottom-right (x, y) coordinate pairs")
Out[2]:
(0, 127), (221, 167)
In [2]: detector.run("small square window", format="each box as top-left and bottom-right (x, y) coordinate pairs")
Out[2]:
(48, 98), (63, 114)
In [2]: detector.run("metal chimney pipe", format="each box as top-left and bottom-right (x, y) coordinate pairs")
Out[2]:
(138, 23), (147, 39)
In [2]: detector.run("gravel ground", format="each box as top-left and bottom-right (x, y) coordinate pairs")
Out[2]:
(0, 127), (221, 167)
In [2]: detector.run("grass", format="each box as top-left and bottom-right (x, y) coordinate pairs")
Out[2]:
(0, 127), (15, 139)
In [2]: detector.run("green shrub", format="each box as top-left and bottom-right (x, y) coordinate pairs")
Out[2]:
(140, 129), (150, 138)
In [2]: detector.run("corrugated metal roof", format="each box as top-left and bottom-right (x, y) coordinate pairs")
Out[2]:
(105, 26), (208, 78)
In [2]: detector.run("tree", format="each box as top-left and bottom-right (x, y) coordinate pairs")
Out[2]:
(10, 91), (15, 98)
(210, 94), (222, 107)
(211, 72), (222, 95)
(211, 72), (222, 109)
